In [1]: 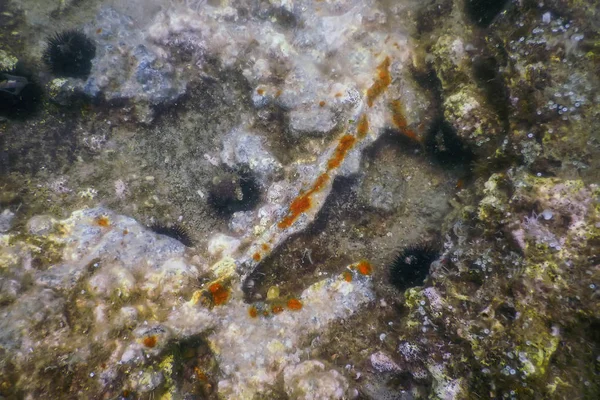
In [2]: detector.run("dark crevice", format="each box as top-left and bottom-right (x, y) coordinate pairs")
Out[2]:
(465, 0), (510, 27)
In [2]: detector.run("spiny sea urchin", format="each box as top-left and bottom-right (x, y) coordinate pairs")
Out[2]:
(389, 242), (440, 291)
(43, 29), (96, 78)
(149, 222), (194, 247)
(207, 167), (261, 216)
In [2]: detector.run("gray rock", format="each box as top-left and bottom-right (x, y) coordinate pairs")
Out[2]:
(0, 209), (15, 233)
(221, 127), (282, 184)
(288, 106), (338, 137)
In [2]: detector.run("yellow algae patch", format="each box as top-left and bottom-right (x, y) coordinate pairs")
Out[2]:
(211, 256), (237, 278)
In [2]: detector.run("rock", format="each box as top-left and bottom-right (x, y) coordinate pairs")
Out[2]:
(370, 351), (401, 373)
(221, 127), (283, 185)
(284, 360), (350, 400)
(207, 233), (241, 257)
(26, 215), (57, 236)
(0, 209), (15, 233)
(288, 106), (338, 137)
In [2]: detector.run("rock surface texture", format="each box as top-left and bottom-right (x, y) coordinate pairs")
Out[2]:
(0, 0), (599, 399)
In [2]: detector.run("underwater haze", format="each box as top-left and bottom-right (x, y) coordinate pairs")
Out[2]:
(1, 0), (599, 399)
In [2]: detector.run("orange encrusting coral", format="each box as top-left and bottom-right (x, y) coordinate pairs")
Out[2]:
(143, 335), (157, 348)
(248, 306), (258, 318)
(357, 114), (369, 138)
(328, 135), (356, 169)
(357, 260), (372, 275)
(272, 305), (284, 314)
(277, 58), (391, 231)
(287, 298), (303, 310)
(208, 283), (229, 306)
(390, 100), (419, 141)
(343, 271), (353, 282)
(96, 215), (110, 227)
(194, 367), (208, 381)
(277, 173), (330, 229)
(366, 57), (391, 107)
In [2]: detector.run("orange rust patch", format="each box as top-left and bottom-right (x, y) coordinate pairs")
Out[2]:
(248, 306), (258, 318)
(261, 243), (269, 251)
(96, 215), (110, 227)
(390, 100), (419, 141)
(357, 114), (369, 138)
(275, 89), (282, 98)
(208, 283), (229, 306)
(143, 335), (157, 348)
(96, 28), (102, 34)
(277, 173), (330, 229)
(366, 57), (391, 107)
(357, 260), (372, 275)
(287, 298), (303, 311)
(327, 135), (356, 170)
(272, 305), (284, 314)
(319, 100), (326, 107)
(343, 271), (353, 282)
(263, 310), (270, 316)
(257, 88), (265, 95)
(123, 229), (128, 235)
(335, 92), (342, 97)
(456, 179), (464, 190)
(253, 252), (261, 262)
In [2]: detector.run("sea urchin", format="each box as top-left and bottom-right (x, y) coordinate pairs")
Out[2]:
(43, 29), (96, 78)
(149, 222), (194, 247)
(389, 243), (440, 291)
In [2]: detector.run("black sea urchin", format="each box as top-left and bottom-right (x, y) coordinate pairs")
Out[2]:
(207, 168), (261, 216)
(43, 30), (96, 78)
(150, 222), (194, 247)
(389, 243), (440, 291)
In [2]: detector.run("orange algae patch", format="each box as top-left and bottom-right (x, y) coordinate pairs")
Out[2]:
(327, 135), (356, 170)
(343, 271), (353, 282)
(319, 100), (326, 107)
(357, 260), (372, 275)
(252, 252), (261, 262)
(335, 92), (343, 97)
(96, 215), (110, 227)
(261, 243), (269, 251)
(257, 88), (265, 95)
(143, 335), (157, 348)
(272, 305), (284, 314)
(357, 114), (369, 138)
(366, 57), (391, 107)
(123, 229), (128, 235)
(278, 173), (330, 229)
(248, 306), (258, 318)
(287, 298), (303, 310)
(208, 283), (229, 305)
(390, 100), (419, 141)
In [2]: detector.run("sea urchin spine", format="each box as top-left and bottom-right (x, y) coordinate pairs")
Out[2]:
(149, 222), (194, 247)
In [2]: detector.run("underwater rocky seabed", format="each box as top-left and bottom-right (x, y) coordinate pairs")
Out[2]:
(0, 0), (599, 398)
